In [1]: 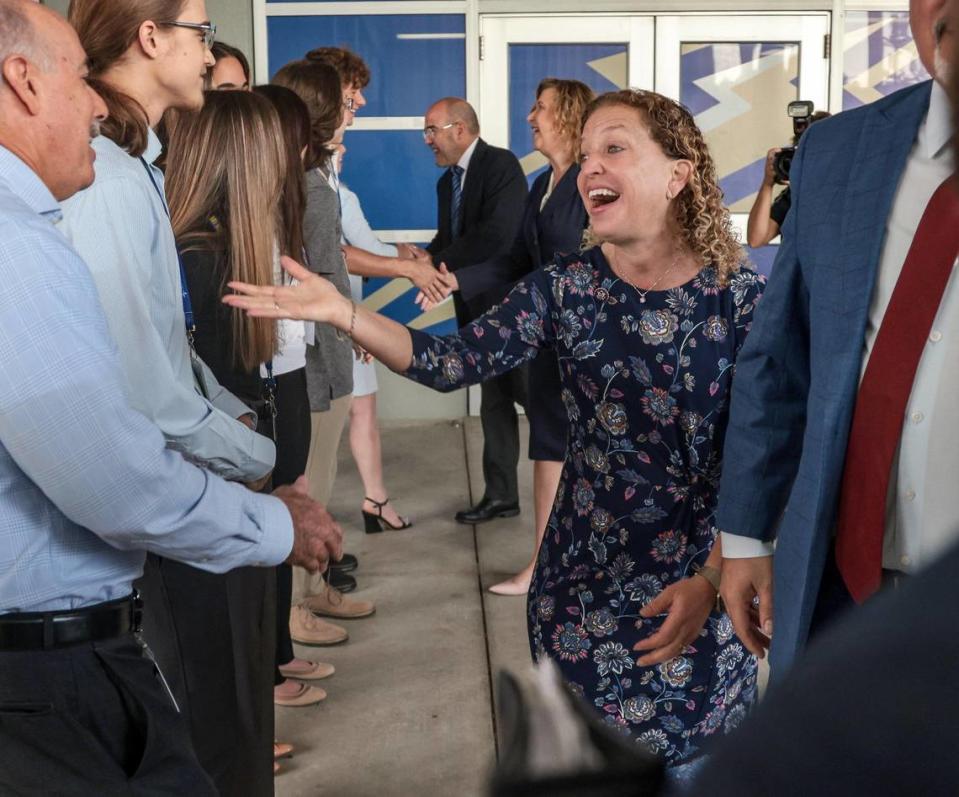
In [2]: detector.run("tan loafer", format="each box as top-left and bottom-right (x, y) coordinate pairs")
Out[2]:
(289, 605), (348, 646)
(278, 660), (335, 681)
(274, 681), (327, 707)
(303, 585), (376, 620)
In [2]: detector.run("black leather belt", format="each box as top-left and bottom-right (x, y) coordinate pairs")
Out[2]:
(0, 593), (142, 651)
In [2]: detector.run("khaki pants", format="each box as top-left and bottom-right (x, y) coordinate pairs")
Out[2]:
(292, 393), (353, 603)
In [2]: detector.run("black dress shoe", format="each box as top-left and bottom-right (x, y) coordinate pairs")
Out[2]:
(329, 552), (358, 573)
(454, 497), (520, 525)
(327, 569), (357, 593)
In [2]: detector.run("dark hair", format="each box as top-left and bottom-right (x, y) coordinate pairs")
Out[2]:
(304, 46), (370, 89)
(253, 84), (309, 261)
(211, 41), (250, 84)
(271, 59), (342, 172)
(69, 0), (188, 156)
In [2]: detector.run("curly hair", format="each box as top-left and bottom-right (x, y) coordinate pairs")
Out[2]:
(533, 78), (594, 158)
(582, 90), (745, 283)
(305, 46), (370, 89)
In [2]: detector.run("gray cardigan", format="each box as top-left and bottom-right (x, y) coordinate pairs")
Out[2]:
(303, 168), (353, 411)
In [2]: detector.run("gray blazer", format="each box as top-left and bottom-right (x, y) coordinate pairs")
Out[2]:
(303, 168), (353, 412)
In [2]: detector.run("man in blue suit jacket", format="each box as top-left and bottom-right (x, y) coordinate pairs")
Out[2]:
(715, 0), (957, 674)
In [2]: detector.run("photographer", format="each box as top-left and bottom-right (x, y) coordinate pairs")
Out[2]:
(746, 110), (830, 247)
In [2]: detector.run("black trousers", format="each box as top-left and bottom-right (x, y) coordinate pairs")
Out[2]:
(479, 364), (529, 504)
(272, 367), (311, 680)
(0, 634), (216, 796)
(137, 557), (276, 797)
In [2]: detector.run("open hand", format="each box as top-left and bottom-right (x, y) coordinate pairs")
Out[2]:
(632, 575), (717, 666)
(223, 256), (348, 325)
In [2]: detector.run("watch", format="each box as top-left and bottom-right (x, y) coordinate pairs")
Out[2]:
(693, 563), (721, 593)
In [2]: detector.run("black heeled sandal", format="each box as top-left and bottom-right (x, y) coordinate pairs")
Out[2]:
(362, 496), (413, 533)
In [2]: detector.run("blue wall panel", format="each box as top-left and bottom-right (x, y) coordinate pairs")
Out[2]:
(266, 15), (466, 118)
(339, 130), (440, 231)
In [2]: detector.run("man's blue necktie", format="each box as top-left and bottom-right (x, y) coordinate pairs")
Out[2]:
(450, 165), (464, 239)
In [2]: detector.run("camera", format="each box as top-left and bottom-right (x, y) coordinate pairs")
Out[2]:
(772, 100), (815, 184)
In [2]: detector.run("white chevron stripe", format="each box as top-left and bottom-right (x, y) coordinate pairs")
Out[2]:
(692, 45), (799, 134)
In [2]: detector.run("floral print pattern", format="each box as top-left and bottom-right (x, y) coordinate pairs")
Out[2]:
(405, 247), (764, 766)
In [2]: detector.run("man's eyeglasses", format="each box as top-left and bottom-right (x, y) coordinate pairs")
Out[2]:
(159, 21), (217, 49)
(422, 122), (456, 141)
(343, 97), (355, 112)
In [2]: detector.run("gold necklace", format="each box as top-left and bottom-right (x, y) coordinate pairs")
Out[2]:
(610, 248), (681, 304)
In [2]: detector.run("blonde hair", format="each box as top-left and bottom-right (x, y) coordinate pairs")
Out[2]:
(534, 78), (594, 160)
(582, 90), (745, 283)
(166, 90), (282, 371)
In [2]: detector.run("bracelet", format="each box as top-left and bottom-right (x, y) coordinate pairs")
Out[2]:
(336, 299), (357, 341)
(693, 563), (721, 593)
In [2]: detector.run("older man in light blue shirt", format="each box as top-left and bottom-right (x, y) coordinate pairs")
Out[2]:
(0, 5), (338, 790)
(0, 146), (294, 611)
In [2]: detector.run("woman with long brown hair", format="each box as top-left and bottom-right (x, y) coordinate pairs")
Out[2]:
(59, 2), (289, 793)
(226, 89), (765, 778)
(270, 58), (378, 627)
(251, 82), (340, 712)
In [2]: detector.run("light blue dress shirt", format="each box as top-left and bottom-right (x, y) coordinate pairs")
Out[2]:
(0, 146), (293, 614)
(58, 129), (273, 482)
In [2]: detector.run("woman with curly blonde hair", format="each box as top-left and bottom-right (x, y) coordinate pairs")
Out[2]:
(224, 88), (765, 777)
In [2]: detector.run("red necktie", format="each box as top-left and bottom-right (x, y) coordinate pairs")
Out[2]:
(835, 176), (959, 603)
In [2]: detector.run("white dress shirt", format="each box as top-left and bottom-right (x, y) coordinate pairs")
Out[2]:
(456, 137), (479, 189)
(723, 81), (959, 573)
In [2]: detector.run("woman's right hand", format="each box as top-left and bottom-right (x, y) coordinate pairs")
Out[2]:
(223, 256), (351, 328)
(762, 147), (784, 188)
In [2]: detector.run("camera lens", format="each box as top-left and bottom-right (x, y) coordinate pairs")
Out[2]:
(772, 148), (794, 184)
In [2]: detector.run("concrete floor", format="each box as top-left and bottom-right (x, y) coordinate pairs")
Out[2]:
(274, 417), (769, 796)
(275, 417), (533, 797)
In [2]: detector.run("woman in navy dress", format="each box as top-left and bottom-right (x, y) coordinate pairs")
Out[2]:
(426, 78), (595, 596)
(225, 90), (762, 770)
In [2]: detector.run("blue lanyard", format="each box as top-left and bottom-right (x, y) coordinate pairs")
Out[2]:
(139, 157), (195, 336)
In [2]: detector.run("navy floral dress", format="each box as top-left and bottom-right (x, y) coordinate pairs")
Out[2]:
(405, 246), (764, 765)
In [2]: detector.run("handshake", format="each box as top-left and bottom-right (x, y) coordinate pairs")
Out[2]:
(273, 476), (344, 573)
(395, 244), (458, 312)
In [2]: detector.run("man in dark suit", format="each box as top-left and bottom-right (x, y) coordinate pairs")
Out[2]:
(715, 0), (958, 675)
(422, 97), (529, 524)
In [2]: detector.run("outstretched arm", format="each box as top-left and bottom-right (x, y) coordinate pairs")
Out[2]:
(223, 256), (554, 390)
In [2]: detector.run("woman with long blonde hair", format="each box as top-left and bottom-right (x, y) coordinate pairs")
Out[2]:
(166, 90), (280, 376)
(164, 89), (285, 791)
(226, 89), (765, 779)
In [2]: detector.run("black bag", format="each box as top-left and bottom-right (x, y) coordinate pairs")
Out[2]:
(489, 662), (665, 797)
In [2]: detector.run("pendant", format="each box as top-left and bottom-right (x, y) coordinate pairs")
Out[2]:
(639, 296), (646, 303)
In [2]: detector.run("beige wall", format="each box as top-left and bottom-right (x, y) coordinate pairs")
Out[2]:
(44, 0), (254, 59)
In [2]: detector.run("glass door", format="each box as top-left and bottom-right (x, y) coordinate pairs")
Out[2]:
(480, 15), (654, 181)
(656, 14), (831, 273)
(473, 15), (654, 414)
